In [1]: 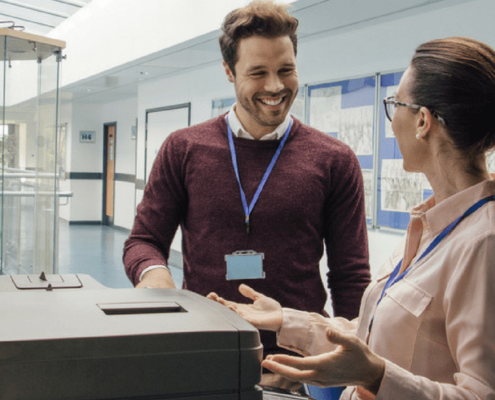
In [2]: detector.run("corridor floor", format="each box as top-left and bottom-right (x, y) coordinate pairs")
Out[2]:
(57, 223), (183, 289)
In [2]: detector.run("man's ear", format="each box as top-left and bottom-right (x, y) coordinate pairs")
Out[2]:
(223, 61), (235, 83)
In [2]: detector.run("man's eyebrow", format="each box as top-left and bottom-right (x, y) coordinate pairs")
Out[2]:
(280, 62), (296, 69)
(246, 65), (266, 72)
(246, 62), (296, 73)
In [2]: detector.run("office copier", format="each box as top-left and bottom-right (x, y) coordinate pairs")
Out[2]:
(0, 274), (264, 400)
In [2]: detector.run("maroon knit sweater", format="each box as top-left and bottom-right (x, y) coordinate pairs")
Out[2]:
(124, 115), (370, 354)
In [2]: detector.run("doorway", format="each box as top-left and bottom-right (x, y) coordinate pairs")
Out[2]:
(144, 104), (190, 183)
(102, 122), (116, 226)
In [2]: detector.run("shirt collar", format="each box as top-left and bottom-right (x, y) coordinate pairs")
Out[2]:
(411, 176), (495, 237)
(226, 104), (292, 141)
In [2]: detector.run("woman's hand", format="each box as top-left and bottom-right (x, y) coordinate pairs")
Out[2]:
(207, 284), (283, 332)
(261, 328), (386, 394)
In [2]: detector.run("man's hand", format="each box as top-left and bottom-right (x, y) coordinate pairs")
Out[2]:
(135, 267), (176, 289)
(207, 284), (283, 332)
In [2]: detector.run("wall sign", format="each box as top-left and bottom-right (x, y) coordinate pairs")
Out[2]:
(79, 130), (95, 143)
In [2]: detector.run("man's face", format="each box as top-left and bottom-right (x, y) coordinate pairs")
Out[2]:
(224, 35), (299, 138)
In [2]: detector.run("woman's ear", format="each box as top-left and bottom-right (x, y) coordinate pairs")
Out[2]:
(223, 61), (235, 83)
(416, 106), (433, 140)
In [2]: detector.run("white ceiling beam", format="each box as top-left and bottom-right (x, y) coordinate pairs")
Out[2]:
(0, 12), (56, 28)
(51, 0), (87, 8)
(0, 0), (69, 18)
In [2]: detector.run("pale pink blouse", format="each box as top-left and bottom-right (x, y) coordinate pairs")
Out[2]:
(278, 179), (495, 399)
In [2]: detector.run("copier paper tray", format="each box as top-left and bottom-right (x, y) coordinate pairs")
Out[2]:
(0, 275), (263, 400)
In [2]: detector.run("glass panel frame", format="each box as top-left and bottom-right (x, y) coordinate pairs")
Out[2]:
(1, 29), (64, 275)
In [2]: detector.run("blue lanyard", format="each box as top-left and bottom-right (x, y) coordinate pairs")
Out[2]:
(227, 116), (293, 234)
(370, 194), (495, 332)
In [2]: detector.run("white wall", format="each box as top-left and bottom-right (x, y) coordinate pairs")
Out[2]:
(296, 0), (495, 85)
(59, 101), (102, 222)
(48, 0), (296, 88)
(59, 97), (137, 225)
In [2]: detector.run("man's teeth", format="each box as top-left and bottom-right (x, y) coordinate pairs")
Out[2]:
(260, 97), (283, 106)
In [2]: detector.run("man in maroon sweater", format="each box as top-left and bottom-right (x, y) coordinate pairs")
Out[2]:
(124, 0), (370, 387)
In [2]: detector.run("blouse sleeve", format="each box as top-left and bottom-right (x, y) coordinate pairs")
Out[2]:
(276, 308), (358, 357)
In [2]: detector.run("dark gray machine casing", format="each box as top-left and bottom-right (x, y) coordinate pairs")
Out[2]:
(0, 274), (263, 400)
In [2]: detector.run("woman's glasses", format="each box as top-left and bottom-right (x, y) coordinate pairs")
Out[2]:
(383, 96), (446, 125)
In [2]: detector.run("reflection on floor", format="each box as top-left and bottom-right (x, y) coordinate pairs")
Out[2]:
(57, 222), (184, 289)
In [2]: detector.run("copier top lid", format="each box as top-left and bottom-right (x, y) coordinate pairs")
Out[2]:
(0, 287), (257, 343)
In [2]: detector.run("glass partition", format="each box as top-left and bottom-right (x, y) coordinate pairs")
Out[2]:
(0, 28), (65, 275)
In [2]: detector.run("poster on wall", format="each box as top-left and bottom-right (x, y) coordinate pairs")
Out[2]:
(380, 159), (430, 212)
(376, 71), (434, 230)
(307, 76), (376, 223)
(487, 150), (495, 173)
(212, 97), (236, 118)
(290, 86), (306, 122)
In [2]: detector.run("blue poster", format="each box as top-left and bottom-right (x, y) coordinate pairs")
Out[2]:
(308, 76), (376, 224)
(377, 71), (430, 230)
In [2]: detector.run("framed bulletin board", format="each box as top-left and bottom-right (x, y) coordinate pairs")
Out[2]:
(376, 71), (432, 230)
(308, 75), (376, 224)
(211, 97), (235, 118)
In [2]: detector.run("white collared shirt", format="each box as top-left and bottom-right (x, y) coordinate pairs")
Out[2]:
(226, 104), (292, 141)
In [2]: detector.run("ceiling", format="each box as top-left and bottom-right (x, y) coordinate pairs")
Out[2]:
(0, 0), (92, 35)
(1, 0), (478, 104)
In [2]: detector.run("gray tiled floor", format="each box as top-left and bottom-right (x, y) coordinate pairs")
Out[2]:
(57, 222), (183, 289)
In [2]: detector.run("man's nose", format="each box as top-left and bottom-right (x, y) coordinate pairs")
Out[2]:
(264, 73), (284, 94)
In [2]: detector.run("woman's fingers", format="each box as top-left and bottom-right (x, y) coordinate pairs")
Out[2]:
(207, 292), (234, 308)
(262, 357), (316, 382)
(326, 327), (354, 347)
(206, 292), (219, 301)
(238, 284), (261, 301)
(264, 354), (326, 370)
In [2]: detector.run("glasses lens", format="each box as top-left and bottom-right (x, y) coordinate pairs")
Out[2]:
(388, 102), (395, 120)
(384, 100), (394, 121)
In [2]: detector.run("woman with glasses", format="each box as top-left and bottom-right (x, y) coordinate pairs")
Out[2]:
(208, 36), (495, 399)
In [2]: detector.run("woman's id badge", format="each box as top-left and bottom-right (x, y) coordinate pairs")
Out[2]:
(225, 250), (265, 280)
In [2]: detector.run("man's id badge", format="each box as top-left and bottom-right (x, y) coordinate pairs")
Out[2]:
(225, 250), (265, 280)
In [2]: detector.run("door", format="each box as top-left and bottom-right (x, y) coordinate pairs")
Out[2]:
(145, 104), (190, 182)
(103, 123), (116, 225)
(144, 104), (190, 255)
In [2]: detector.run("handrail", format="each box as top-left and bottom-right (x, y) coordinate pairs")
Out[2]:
(0, 191), (73, 197)
(1, 172), (65, 179)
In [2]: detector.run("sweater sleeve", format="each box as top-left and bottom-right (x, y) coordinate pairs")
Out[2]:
(324, 145), (371, 319)
(123, 132), (188, 285)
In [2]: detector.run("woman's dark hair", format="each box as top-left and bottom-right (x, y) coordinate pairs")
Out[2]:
(409, 37), (495, 159)
(219, 0), (298, 75)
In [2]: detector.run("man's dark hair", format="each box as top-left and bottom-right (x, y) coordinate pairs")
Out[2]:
(219, 0), (298, 75)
